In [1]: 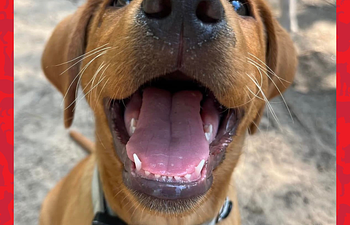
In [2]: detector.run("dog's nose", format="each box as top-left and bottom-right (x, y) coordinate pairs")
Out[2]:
(142, 0), (224, 22)
(141, 0), (172, 19)
(141, 0), (225, 41)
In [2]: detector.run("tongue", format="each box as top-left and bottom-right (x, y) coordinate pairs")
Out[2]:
(125, 88), (217, 176)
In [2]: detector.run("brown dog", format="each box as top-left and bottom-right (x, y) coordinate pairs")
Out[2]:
(40, 0), (297, 224)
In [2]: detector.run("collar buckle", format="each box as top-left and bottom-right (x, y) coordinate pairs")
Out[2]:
(215, 198), (233, 223)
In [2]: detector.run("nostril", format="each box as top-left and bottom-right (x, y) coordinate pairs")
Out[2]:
(142, 0), (172, 19)
(196, 1), (224, 24)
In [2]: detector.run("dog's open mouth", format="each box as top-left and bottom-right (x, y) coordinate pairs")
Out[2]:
(105, 71), (242, 200)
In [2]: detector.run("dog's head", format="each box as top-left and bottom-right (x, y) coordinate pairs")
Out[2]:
(42, 0), (296, 223)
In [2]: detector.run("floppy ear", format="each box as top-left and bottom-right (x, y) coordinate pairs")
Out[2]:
(249, 1), (298, 134)
(41, 1), (99, 128)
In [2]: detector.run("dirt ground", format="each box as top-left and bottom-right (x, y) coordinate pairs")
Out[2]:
(14, 0), (336, 224)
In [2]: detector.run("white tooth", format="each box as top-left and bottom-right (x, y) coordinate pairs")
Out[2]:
(204, 124), (213, 142)
(145, 171), (150, 176)
(168, 176), (173, 181)
(133, 154), (142, 171)
(195, 159), (205, 176)
(155, 174), (161, 178)
(130, 118), (137, 134)
(174, 176), (181, 181)
(185, 174), (191, 181)
(162, 176), (167, 180)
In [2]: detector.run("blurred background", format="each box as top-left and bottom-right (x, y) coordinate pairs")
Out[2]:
(14, 0), (336, 224)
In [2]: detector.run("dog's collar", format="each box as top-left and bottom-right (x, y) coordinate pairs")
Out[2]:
(91, 165), (232, 225)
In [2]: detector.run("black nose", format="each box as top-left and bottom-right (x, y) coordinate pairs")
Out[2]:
(142, 0), (224, 22)
(141, 0), (225, 42)
(142, 0), (172, 19)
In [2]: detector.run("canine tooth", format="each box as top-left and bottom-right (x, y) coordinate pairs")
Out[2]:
(155, 174), (161, 178)
(133, 154), (142, 171)
(145, 171), (150, 176)
(184, 174), (191, 181)
(195, 159), (205, 176)
(204, 124), (213, 142)
(130, 118), (137, 134)
(174, 176), (181, 181)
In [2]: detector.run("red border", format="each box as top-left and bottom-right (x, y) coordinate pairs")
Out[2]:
(337, 0), (350, 224)
(0, 0), (13, 224)
(0, 0), (342, 224)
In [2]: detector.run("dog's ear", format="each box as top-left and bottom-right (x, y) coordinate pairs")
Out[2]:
(249, 1), (298, 134)
(41, 2), (99, 128)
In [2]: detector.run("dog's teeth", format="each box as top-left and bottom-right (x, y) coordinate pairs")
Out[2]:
(133, 154), (142, 171)
(195, 159), (205, 176)
(145, 171), (150, 176)
(162, 175), (167, 180)
(130, 118), (137, 134)
(184, 174), (191, 181)
(174, 176), (181, 181)
(167, 176), (173, 181)
(155, 174), (161, 178)
(204, 124), (213, 142)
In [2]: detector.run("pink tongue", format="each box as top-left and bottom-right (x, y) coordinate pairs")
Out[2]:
(125, 88), (216, 176)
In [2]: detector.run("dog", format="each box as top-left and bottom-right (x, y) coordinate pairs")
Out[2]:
(40, 0), (297, 224)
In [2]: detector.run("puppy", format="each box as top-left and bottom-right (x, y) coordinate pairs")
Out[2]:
(40, 0), (297, 224)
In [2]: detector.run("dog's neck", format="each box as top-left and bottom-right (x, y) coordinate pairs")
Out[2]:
(92, 165), (232, 225)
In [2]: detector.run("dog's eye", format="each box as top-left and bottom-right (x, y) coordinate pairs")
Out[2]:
(230, 0), (250, 16)
(112, 0), (131, 7)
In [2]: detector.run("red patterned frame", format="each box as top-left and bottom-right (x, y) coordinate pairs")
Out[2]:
(337, 0), (350, 224)
(0, 0), (344, 224)
(0, 0), (13, 224)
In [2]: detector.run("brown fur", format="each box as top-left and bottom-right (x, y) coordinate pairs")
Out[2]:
(40, 0), (297, 224)
(69, 130), (95, 153)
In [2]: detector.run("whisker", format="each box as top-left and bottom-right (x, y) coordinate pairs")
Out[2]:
(247, 53), (291, 84)
(89, 62), (106, 106)
(61, 50), (107, 108)
(246, 86), (265, 101)
(245, 73), (280, 126)
(59, 47), (111, 76)
(54, 43), (109, 66)
(93, 68), (111, 112)
(247, 60), (294, 123)
(68, 75), (106, 111)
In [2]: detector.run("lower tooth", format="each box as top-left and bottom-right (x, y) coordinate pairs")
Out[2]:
(174, 176), (181, 181)
(184, 174), (191, 181)
(145, 171), (150, 176)
(155, 174), (160, 178)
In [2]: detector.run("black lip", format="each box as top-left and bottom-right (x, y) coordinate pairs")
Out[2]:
(103, 76), (243, 200)
(122, 170), (213, 200)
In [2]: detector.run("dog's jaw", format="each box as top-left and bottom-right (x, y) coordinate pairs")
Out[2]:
(96, 114), (245, 224)
(103, 72), (244, 202)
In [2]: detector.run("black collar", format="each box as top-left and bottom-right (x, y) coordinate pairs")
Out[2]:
(92, 197), (128, 225)
(91, 166), (232, 225)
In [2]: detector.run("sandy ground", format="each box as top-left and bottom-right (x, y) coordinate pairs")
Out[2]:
(14, 0), (336, 224)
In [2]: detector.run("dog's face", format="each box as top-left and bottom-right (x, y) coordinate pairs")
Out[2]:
(42, 0), (296, 222)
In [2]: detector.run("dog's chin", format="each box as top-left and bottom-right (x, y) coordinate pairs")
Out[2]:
(127, 191), (204, 215)
(104, 71), (243, 205)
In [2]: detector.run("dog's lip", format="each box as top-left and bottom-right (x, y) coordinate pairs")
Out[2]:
(103, 74), (243, 200)
(122, 170), (213, 200)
